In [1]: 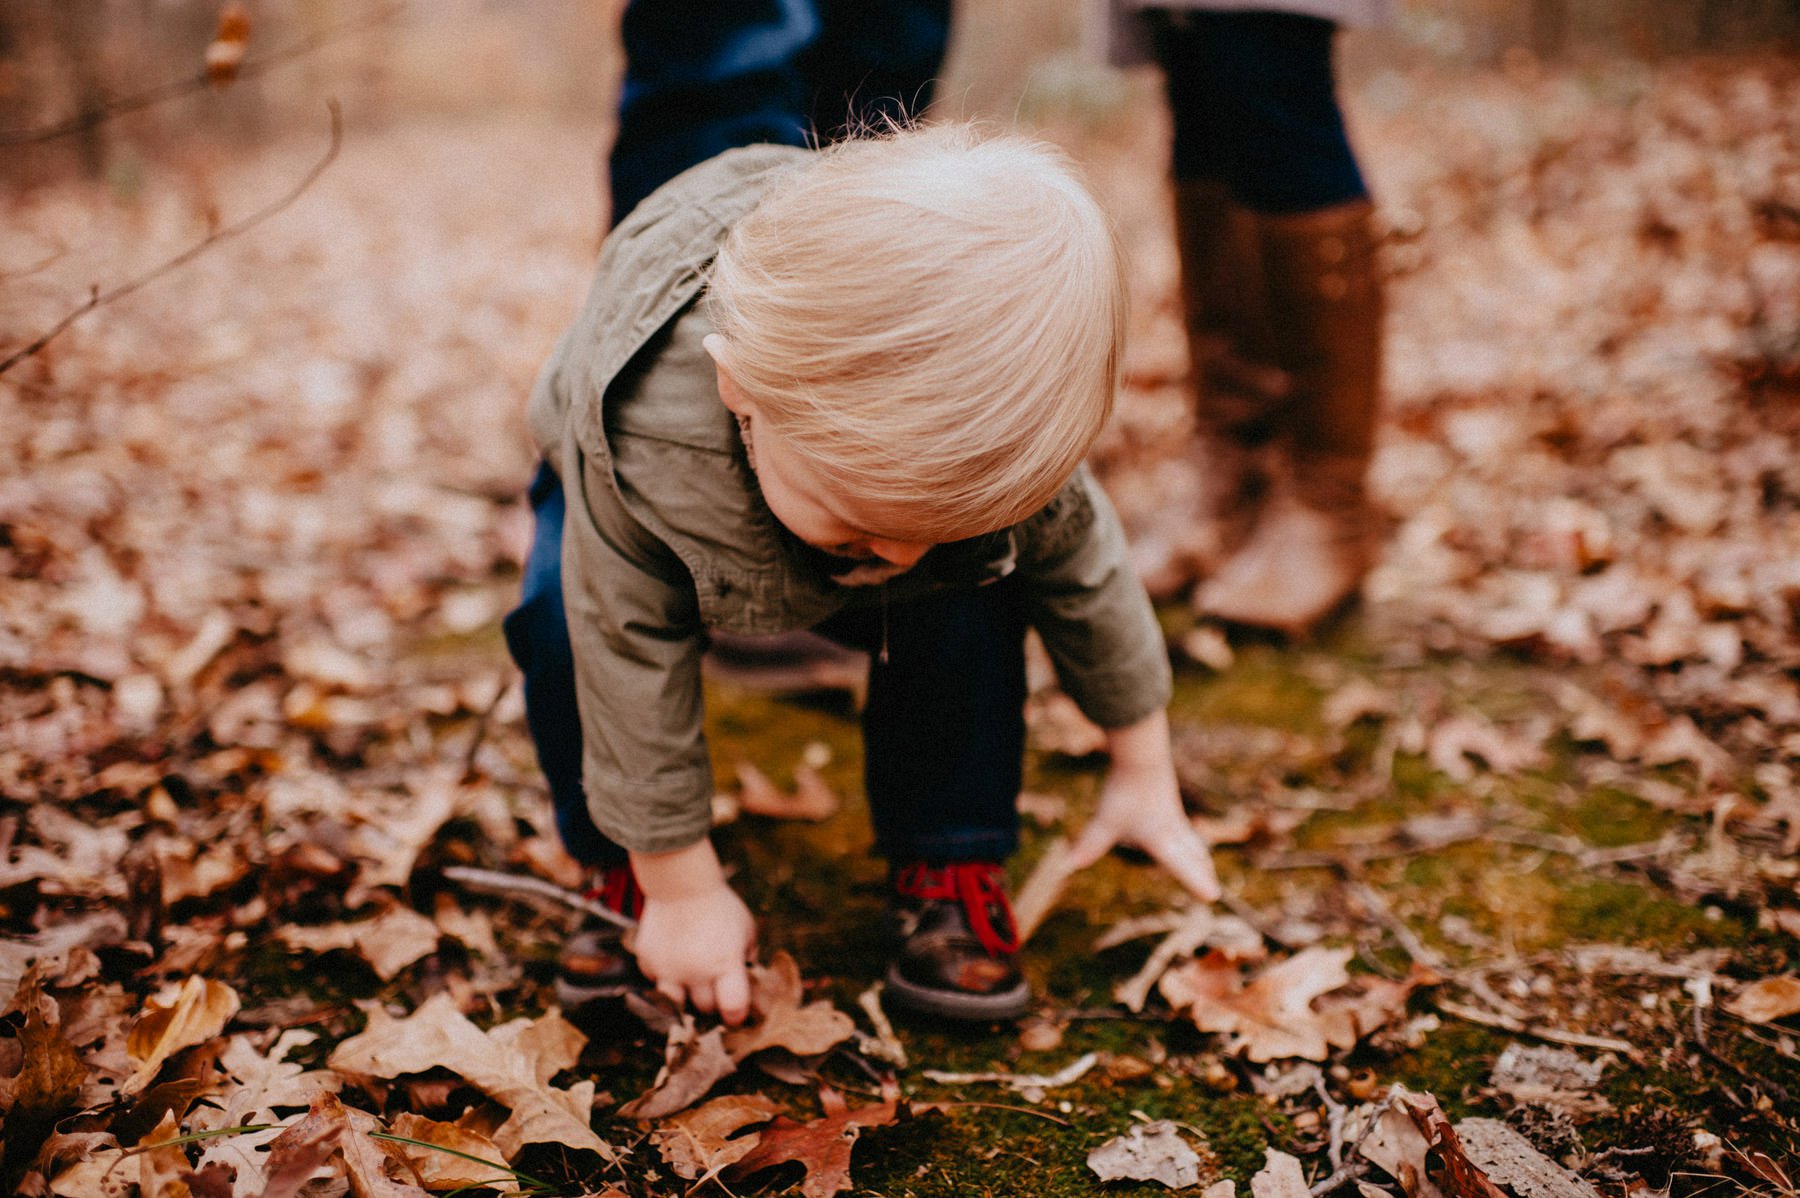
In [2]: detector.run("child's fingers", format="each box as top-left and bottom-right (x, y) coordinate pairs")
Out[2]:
(1155, 836), (1222, 903)
(655, 977), (688, 1011)
(688, 979), (716, 1015)
(715, 965), (752, 1026)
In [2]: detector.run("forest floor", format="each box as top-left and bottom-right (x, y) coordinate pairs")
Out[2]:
(1, 48), (1798, 1198)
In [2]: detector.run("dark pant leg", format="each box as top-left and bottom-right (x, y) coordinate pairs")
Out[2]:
(816, 581), (1027, 864)
(1152, 11), (1368, 214)
(803, 0), (953, 139)
(609, 0), (954, 228)
(609, 0), (819, 226)
(502, 464), (627, 868)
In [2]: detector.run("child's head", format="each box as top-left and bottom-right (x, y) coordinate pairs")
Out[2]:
(704, 122), (1125, 554)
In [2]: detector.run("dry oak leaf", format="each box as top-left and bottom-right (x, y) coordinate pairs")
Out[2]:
(387, 1112), (520, 1194)
(192, 1030), (339, 1192)
(620, 1015), (738, 1121)
(1087, 1120), (1204, 1188)
(138, 1110), (198, 1198)
(123, 976), (240, 1096)
(1724, 975), (1800, 1024)
(724, 951), (856, 1061)
(652, 1093), (783, 1183)
(258, 1091), (438, 1198)
(328, 994), (612, 1159)
(725, 1087), (904, 1198)
(1249, 1149), (1313, 1198)
(1407, 1098), (1510, 1198)
(1160, 946), (1433, 1062)
(276, 904), (443, 981)
(0, 965), (89, 1124)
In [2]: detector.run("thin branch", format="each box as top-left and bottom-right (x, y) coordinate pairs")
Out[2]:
(0, 4), (405, 145)
(1432, 996), (1635, 1054)
(442, 865), (636, 930)
(0, 101), (342, 379)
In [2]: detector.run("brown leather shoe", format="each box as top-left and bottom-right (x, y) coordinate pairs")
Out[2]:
(555, 863), (647, 1006)
(885, 862), (1030, 1022)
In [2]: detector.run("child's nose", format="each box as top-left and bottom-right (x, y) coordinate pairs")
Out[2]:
(867, 539), (930, 568)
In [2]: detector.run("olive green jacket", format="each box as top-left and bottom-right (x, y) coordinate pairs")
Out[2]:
(527, 145), (1171, 854)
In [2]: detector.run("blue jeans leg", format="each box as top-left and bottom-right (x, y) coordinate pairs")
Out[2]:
(816, 581), (1027, 864)
(502, 464), (627, 868)
(1150, 10), (1368, 214)
(608, 0), (952, 227)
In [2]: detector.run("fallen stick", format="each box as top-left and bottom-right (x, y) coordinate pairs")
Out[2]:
(922, 1051), (1100, 1095)
(1011, 837), (1079, 946)
(1114, 904), (1215, 1013)
(1432, 997), (1634, 1054)
(442, 865), (635, 930)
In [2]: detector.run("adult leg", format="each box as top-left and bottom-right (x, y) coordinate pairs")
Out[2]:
(803, 0), (953, 138)
(1155, 11), (1385, 634)
(608, 0), (819, 227)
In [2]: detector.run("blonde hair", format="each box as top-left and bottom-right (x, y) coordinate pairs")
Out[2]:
(704, 123), (1126, 543)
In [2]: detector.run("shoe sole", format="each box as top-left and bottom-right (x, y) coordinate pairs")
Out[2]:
(884, 964), (1031, 1022)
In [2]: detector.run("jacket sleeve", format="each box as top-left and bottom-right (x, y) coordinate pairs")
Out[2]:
(559, 443), (716, 854)
(1013, 465), (1173, 729)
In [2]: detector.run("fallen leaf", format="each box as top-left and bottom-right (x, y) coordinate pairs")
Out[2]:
(1723, 975), (1800, 1024)
(724, 952), (855, 1061)
(259, 1099), (344, 1198)
(1160, 947), (1433, 1062)
(1250, 1149), (1312, 1198)
(277, 904), (443, 981)
(388, 1113), (520, 1193)
(653, 1093), (782, 1183)
(124, 977), (240, 1096)
(1087, 1120), (1204, 1188)
(726, 1087), (902, 1198)
(191, 1030), (337, 1190)
(0, 965), (88, 1125)
(137, 1111), (196, 1198)
(328, 994), (611, 1158)
(619, 1014), (738, 1120)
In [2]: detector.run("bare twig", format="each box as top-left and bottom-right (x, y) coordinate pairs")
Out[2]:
(0, 102), (343, 378)
(1433, 996), (1635, 1054)
(1345, 881), (1448, 973)
(442, 865), (635, 930)
(921, 1051), (1100, 1094)
(461, 677), (513, 781)
(0, 5), (404, 145)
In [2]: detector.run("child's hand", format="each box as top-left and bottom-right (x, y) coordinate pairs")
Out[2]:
(1065, 710), (1222, 903)
(630, 841), (758, 1024)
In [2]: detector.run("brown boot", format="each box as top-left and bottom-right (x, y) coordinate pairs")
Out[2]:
(1194, 199), (1384, 635)
(1146, 182), (1292, 596)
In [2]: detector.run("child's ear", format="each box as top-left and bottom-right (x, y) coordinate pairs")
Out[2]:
(704, 334), (753, 416)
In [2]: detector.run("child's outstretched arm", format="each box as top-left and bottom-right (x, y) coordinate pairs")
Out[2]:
(1013, 466), (1220, 905)
(1064, 709), (1221, 903)
(631, 839), (757, 1025)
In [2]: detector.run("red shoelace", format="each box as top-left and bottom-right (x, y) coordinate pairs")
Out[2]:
(584, 863), (645, 922)
(894, 861), (1020, 956)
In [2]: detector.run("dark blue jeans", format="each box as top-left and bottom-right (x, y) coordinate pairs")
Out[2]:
(1148, 10), (1368, 214)
(502, 465), (1026, 868)
(609, 0), (952, 226)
